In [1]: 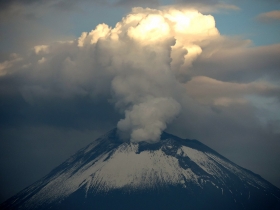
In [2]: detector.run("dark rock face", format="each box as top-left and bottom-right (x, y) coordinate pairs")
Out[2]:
(1, 129), (280, 210)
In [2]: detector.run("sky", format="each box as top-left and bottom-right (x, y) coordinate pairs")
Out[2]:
(0, 0), (280, 203)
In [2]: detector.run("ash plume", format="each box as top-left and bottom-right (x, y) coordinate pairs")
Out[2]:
(0, 7), (220, 143)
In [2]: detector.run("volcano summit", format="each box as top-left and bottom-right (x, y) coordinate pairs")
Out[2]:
(1, 129), (280, 210)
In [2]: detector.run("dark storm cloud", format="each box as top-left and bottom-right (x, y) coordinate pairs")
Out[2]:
(0, 56), (120, 202)
(0, 39), (118, 203)
(0, 44), (120, 129)
(0, 92), (120, 130)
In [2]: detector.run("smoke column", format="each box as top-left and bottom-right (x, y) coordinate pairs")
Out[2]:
(88, 7), (219, 142)
(5, 7), (219, 143)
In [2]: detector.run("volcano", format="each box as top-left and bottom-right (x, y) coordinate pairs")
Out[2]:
(1, 129), (280, 210)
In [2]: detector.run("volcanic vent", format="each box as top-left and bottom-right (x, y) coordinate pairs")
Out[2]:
(1, 129), (280, 210)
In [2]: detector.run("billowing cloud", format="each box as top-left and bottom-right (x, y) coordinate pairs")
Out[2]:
(0, 7), (220, 143)
(1, 6), (279, 144)
(1, 6), (280, 144)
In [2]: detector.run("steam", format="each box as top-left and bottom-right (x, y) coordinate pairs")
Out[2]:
(2, 7), (219, 143)
(117, 97), (181, 143)
(102, 7), (218, 142)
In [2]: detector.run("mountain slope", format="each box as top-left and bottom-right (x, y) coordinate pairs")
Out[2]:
(1, 129), (280, 210)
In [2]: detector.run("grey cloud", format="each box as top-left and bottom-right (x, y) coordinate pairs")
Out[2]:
(0, 0), (158, 15)
(185, 76), (280, 105)
(174, 0), (240, 12)
(256, 10), (280, 22)
(188, 39), (280, 83)
(178, 0), (221, 4)
(0, 86), (120, 130)
(167, 94), (280, 189)
(114, 0), (159, 7)
(0, 51), (120, 129)
(0, 0), (76, 11)
(0, 0), (93, 52)
(1, 6), (279, 141)
(0, 7), (221, 143)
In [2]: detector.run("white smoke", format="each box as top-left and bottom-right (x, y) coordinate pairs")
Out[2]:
(117, 97), (181, 143)
(1, 7), (220, 143)
(106, 7), (218, 142)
